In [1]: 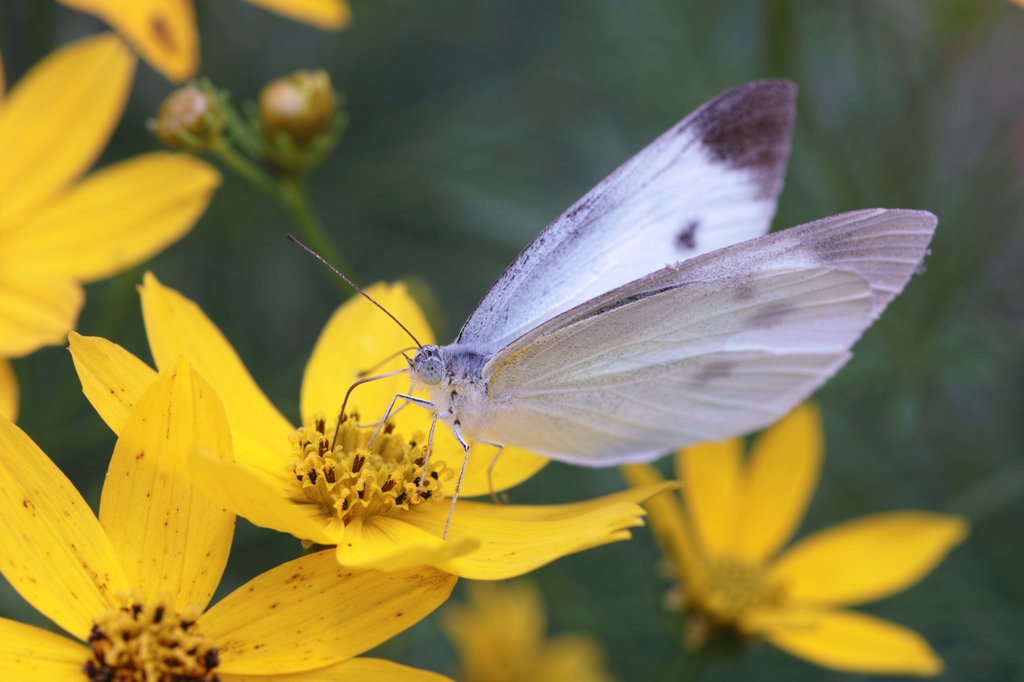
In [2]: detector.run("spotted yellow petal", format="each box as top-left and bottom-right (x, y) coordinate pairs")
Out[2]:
(98, 358), (235, 613)
(198, 549), (457, 675)
(334, 515), (479, 571)
(734, 403), (823, 564)
(620, 464), (702, 588)
(0, 358), (18, 422)
(0, 415), (129, 640)
(140, 272), (295, 473)
(0, 33), (134, 224)
(743, 607), (943, 676)
(220, 658), (453, 682)
(768, 512), (968, 607)
(188, 446), (339, 547)
(57, 0), (197, 82)
(0, 617), (91, 682)
(400, 483), (669, 580)
(242, 0), (352, 29)
(679, 438), (743, 559)
(0, 265), (83, 358)
(6, 153), (220, 283)
(69, 332), (157, 435)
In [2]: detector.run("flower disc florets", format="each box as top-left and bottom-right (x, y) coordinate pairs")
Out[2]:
(85, 590), (218, 682)
(287, 412), (452, 528)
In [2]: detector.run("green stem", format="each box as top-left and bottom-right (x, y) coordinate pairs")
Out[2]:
(211, 142), (280, 197)
(278, 176), (356, 298)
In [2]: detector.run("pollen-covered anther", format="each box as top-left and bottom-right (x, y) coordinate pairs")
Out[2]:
(84, 590), (218, 682)
(286, 411), (453, 525)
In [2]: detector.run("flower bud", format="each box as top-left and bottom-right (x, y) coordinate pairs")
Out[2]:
(259, 70), (337, 146)
(152, 84), (224, 151)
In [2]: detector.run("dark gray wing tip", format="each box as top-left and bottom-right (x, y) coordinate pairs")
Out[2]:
(692, 79), (798, 198)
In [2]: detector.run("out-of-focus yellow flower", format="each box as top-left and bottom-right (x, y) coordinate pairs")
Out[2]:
(0, 33), (221, 422)
(56, 0), (352, 82)
(442, 581), (616, 682)
(69, 273), (671, 580)
(621, 404), (968, 677)
(0, 357), (456, 682)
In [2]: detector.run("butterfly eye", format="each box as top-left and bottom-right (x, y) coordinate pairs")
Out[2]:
(418, 357), (444, 385)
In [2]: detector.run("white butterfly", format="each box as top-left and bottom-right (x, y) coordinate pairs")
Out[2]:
(296, 79), (936, 536)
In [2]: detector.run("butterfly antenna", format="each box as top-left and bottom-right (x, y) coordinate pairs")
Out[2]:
(287, 235), (423, 348)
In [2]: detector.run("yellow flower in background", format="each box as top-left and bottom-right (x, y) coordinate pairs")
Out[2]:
(442, 581), (616, 682)
(0, 33), (221, 422)
(0, 357), (455, 681)
(57, 0), (352, 82)
(69, 272), (671, 580)
(621, 404), (968, 677)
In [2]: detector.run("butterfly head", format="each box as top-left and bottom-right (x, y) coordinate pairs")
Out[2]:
(410, 345), (445, 386)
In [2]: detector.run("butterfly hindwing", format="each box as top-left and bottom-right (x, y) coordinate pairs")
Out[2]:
(479, 208), (936, 465)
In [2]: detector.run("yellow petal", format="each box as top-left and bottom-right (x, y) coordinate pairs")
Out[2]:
(69, 332), (157, 435)
(744, 607), (943, 676)
(0, 265), (83, 358)
(188, 446), (338, 547)
(242, 0), (352, 29)
(679, 438), (743, 559)
(400, 483), (671, 580)
(6, 153), (220, 283)
(0, 33), (134, 223)
(198, 549), (457, 675)
(0, 415), (128, 641)
(57, 0), (198, 82)
(734, 403), (823, 563)
(334, 515), (479, 571)
(442, 581), (546, 666)
(0, 617), (91, 682)
(220, 658), (453, 682)
(0, 358), (18, 422)
(140, 272), (295, 474)
(440, 439), (549, 499)
(300, 281), (433, 426)
(536, 635), (615, 682)
(619, 464), (702, 588)
(98, 358), (235, 613)
(768, 512), (968, 607)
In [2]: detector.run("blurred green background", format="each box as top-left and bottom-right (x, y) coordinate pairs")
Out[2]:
(2, 0), (1023, 679)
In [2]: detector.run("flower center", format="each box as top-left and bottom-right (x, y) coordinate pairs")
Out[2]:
(85, 590), (218, 682)
(286, 412), (451, 527)
(697, 557), (780, 623)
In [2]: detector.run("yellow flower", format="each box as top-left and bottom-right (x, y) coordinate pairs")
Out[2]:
(57, 0), (352, 82)
(0, 357), (456, 682)
(621, 404), (968, 677)
(69, 272), (670, 580)
(0, 33), (221, 422)
(442, 581), (616, 682)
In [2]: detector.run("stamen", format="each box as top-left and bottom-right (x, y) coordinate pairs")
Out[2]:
(696, 558), (781, 623)
(84, 590), (218, 682)
(286, 411), (453, 528)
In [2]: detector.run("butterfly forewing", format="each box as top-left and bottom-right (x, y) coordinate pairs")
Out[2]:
(456, 80), (798, 356)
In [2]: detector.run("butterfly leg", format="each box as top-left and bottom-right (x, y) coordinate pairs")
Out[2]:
(474, 436), (507, 504)
(367, 393), (435, 449)
(416, 410), (451, 501)
(443, 420), (472, 540)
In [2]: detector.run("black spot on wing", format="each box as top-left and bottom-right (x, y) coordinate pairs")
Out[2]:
(693, 80), (796, 199)
(693, 360), (737, 386)
(676, 220), (700, 250)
